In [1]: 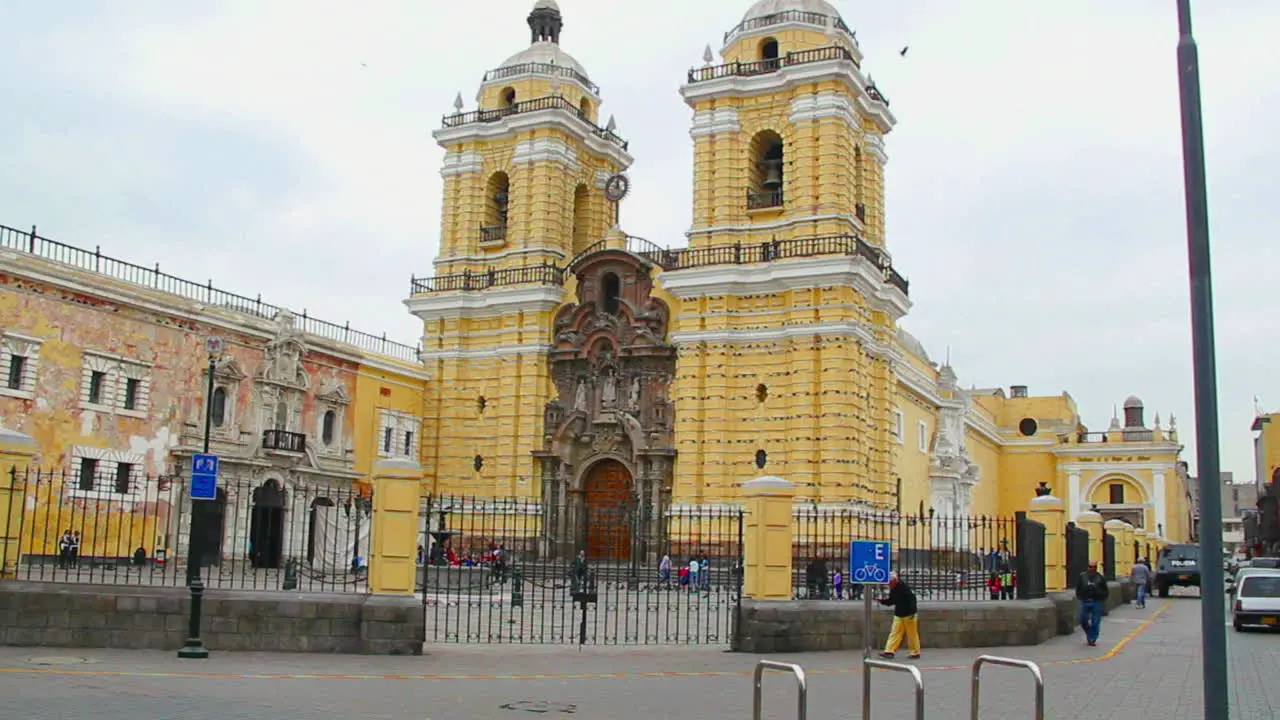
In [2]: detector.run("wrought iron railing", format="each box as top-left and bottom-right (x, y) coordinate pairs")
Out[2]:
(409, 263), (565, 294)
(688, 46), (855, 84)
(480, 225), (507, 244)
(722, 9), (854, 45)
(414, 235), (909, 297)
(483, 62), (599, 94)
(0, 224), (422, 363)
(441, 95), (628, 150)
(746, 188), (784, 210)
(1077, 432), (1109, 443)
(263, 429), (307, 453)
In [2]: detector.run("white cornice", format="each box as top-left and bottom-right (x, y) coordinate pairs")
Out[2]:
(3, 252), (429, 380)
(1054, 442), (1183, 458)
(687, 213), (865, 239)
(1061, 461), (1180, 473)
(789, 92), (856, 127)
(434, 246), (568, 267)
(690, 107), (742, 138)
(679, 60), (895, 134)
(511, 136), (581, 171)
(478, 74), (601, 105)
(659, 255), (910, 321)
(418, 342), (551, 361)
(404, 284), (565, 322)
(863, 133), (888, 166)
(441, 150), (484, 178)
(432, 109), (634, 171)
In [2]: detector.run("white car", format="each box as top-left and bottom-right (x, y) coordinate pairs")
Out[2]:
(1232, 572), (1280, 631)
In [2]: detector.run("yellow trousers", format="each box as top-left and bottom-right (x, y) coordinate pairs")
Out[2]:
(885, 615), (921, 655)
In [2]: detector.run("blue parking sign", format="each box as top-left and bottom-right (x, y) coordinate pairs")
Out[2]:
(849, 540), (892, 584)
(191, 453), (219, 501)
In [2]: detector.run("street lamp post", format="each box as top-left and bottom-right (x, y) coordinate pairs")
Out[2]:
(1172, 2), (1228, 717)
(178, 336), (224, 659)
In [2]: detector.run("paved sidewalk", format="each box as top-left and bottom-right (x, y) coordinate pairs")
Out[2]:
(0, 591), (1272, 719)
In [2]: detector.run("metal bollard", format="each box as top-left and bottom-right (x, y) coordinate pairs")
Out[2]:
(970, 655), (1044, 720)
(752, 660), (807, 720)
(862, 658), (924, 720)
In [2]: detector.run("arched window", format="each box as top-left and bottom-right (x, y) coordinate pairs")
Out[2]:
(579, 97), (593, 120)
(747, 130), (784, 210)
(571, 183), (592, 254)
(482, 171), (511, 245)
(601, 272), (621, 315)
(322, 410), (336, 446)
(210, 387), (227, 427)
(760, 38), (780, 63)
(500, 87), (516, 109)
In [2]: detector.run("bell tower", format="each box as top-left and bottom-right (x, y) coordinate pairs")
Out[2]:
(661, 1), (909, 510)
(431, 0), (632, 277)
(410, 0), (633, 498)
(681, 0), (894, 249)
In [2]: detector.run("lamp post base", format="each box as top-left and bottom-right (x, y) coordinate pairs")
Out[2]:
(177, 642), (209, 659)
(176, 576), (209, 659)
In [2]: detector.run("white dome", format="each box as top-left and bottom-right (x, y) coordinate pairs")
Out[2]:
(498, 40), (588, 80)
(533, 0), (560, 8)
(742, 0), (843, 22)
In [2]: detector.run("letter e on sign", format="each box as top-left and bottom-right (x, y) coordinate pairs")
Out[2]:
(875, 544), (886, 561)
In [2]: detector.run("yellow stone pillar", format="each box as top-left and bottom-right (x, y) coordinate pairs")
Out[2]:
(742, 476), (795, 600)
(0, 428), (37, 579)
(368, 458), (423, 595)
(1028, 490), (1066, 592)
(1106, 519), (1132, 578)
(1132, 527), (1150, 564)
(1075, 508), (1103, 567)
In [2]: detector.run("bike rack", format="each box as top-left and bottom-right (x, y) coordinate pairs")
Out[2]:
(861, 658), (924, 720)
(752, 660), (808, 720)
(970, 655), (1044, 720)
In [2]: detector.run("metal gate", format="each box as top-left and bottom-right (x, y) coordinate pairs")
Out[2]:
(1065, 522), (1090, 588)
(1102, 529), (1116, 580)
(419, 494), (743, 645)
(1014, 512), (1046, 599)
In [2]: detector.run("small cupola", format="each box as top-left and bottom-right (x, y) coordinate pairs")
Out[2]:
(1122, 395), (1146, 429)
(528, 0), (563, 44)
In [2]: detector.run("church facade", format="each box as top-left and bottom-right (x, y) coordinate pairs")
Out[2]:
(405, 0), (1196, 551)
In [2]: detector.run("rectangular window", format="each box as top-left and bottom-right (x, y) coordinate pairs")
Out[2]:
(404, 431), (415, 456)
(6, 355), (25, 390)
(88, 371), (106, 404)
(1109, 483), (1125, 505)
(917, 421), (928, 452)
(123, 378), (140, 410)
(383, 427), (393, 453)
(893, 409), (904, 444)
(114, 462), (134, 494)
(78, 457), (99, 491)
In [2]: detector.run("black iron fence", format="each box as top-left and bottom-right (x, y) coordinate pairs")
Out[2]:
(792, 509), (1019, 601)
(1102, 529), (1117, 580)
(418, 494), (743, 645)
(3, 466), (371, 593)
(0, 224), (421, 363)
(1065, 522), (1090, 588)
(1014, 512), (1047, 599)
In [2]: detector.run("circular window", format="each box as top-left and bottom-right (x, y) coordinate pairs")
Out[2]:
(1018, 418), (1038, 437)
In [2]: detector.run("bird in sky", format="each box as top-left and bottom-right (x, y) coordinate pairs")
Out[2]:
(900, 46), (909, 57)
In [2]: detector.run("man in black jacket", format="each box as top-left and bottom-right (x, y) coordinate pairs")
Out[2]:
(878, 571), (921, 659)
(1075, 559), (1109, 647)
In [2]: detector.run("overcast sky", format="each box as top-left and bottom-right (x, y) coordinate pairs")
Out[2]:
(1, 0), (1275, 486)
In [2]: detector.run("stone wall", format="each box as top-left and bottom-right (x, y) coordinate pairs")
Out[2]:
(733, 598), (1059, 653)
(0, 582), (423, 655)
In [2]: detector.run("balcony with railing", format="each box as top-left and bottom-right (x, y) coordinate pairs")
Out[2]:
(746, 188), (784, 210)
(409, 264), (565, 295)
(688, 46), (856, 84)
(263, 429), (307, 453)
(440, 96), (628, 150)
(722, 10), (855, 46)
(1075, 429), (1163, 444)
(483, 62), (599, 95)
(479, 225), (507, 246)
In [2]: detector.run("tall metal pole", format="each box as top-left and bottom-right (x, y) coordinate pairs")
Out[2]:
(177, 354), (216, 659)
(1174, 2), (1227, 716)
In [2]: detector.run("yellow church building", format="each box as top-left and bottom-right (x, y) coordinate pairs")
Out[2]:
(404, 0), (1194, 553)
(1, 0), (1194, 574)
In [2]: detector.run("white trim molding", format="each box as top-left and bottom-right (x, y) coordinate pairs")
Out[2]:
(417, 343), (551, 362)
(690, 107), (742, 138)
(404, 284), (565, 322)
(0, 331), (42, 400)
(511, 136), (581, 171)
(789, 92), (857, 127)
(433, 109), (634, 172)
(440, 150), (485, 178)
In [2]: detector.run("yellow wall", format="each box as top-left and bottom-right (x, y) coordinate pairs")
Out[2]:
(1257, 413), (1280, 487)
(352, 362), (430, 484)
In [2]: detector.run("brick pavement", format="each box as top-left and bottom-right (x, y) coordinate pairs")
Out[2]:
(0, 588), (1274, 719)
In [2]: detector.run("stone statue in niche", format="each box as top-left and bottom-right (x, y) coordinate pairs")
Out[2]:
(629, 375), (642, 409)
(601, 369), (617, 409)
(574, 378), (588, 411)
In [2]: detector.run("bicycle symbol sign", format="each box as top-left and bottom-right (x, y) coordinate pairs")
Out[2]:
(849, 540), (892, 584)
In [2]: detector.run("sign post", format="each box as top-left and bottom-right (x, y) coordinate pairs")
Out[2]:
(178, 336), (224, 660)
(851, 539), (892, 720)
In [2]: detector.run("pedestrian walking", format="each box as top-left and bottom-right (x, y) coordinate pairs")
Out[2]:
(1130, 558), (1151, 608)
(878, 571), (922, 660)
(1075, 559), (1109, 647)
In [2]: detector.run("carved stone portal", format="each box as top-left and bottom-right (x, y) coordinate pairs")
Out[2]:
(535, 250), (676, 561)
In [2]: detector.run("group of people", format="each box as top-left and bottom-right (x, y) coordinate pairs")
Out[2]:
(658, 553), (713, 590)
(56, 529), (82, 568)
